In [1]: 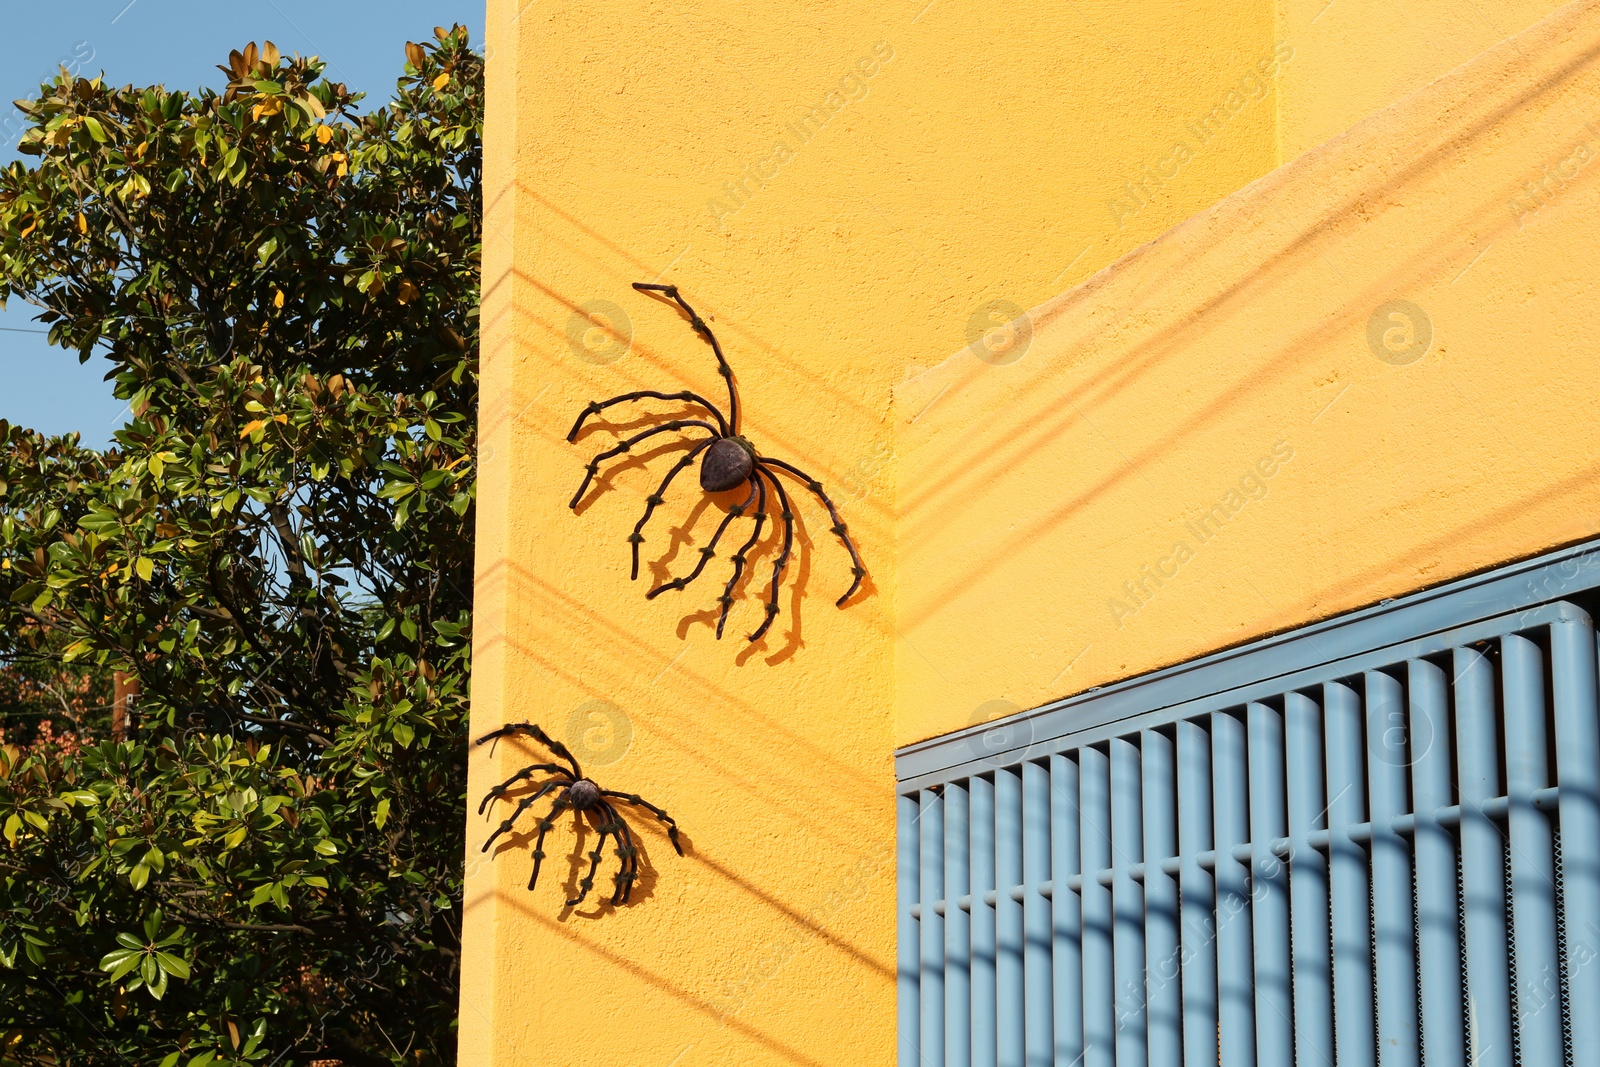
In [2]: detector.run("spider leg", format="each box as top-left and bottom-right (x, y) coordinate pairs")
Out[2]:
(632, 283), (740, 432)
(647, 479), (758, 599)
(527, 794), (572, 891)
(476, 764), (573, 815)
(714, 472), (768, 638)
(566, 806), (620, 907)
(746, 467), (794, 643)
(629, 438), (715, 580)
(759, 456), (867, 606)
(601, 789), (685, 856)
(566, 390), (729, 441)
(474, 722), (584, 780)
(568, 420), (721, 510)
(481, 779), (564, 850)
(602, 800), (639, 905)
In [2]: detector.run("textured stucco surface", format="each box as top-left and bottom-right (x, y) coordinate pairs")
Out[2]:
(898, 0), (1600, 745)
(1276, 0), (1568, 160)
(465, 0), (1600, 1062)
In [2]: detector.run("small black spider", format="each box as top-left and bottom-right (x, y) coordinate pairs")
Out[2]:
(567, 282), (866, 642)
(476, 722), (682, 907)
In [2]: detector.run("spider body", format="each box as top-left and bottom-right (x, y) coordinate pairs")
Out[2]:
(567, 778), (602, 810)
(476, 722), (682, 908)
(701, 436), (756, 492)
(567, 282), (866, 642)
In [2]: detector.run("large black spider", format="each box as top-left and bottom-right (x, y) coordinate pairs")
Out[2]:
(476, 722), (682, 907)
(567, 282), (865, 642)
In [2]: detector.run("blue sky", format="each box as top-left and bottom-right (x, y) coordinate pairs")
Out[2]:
(0, 1), (485, 447)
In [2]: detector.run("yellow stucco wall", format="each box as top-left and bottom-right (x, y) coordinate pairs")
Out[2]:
(1275, 0), (1569, 160)
(897, 0), (1600, 744)
(466, 0), (1600, 1062)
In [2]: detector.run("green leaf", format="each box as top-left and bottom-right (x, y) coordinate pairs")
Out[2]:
(392, 721), (414, 748)
(242, 1016), (267, 1054)
(128, 862), (150, 890)
(374, 797), (390, 830)
(107, 952), (144, 983)
(154, 950), (190, 979)
(135, 556), (154, 581)
(99, 947), (142, 983)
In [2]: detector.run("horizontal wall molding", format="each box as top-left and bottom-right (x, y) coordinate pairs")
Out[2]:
(897, 536), (1600, 788)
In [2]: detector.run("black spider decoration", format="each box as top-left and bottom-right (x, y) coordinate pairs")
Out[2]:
(567, 282), (866, 642)
(476, 722), (683, 907)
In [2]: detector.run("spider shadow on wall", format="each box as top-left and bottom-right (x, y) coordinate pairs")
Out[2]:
(568, 422), (700, 517)
(482, 776), (690, 920)
(568, 412), (819, 665)
(561, 282), (868, 659)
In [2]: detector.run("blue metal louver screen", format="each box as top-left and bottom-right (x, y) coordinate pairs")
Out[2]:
(897, 566), (1600, 1067)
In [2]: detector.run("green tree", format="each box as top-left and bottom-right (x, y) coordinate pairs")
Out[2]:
(0, 27), (479, 1066)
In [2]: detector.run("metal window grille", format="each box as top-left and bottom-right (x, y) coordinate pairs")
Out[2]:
(896, 547), (1600, 1067)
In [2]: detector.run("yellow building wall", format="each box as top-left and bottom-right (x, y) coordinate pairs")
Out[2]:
(1276, 0), (1568, 159)
(467, 1), (1282, 1064)
(466, 0), (1600, 1062)
(897, 0), (1600, 744)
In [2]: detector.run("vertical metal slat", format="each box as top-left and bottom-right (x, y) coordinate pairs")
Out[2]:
(1246, 702), (1293, 1066)
(1081, 745), (1115, 1067)
(1502, 632), (1562, 1065)
(1286, 690), (1335, 1066)
(1553, 615), (1600, 1056)
(1453, 645), (1513, 1067)
(971, 776), (998, 1067)
(1407, 658), (1465, 1067)
(1051, 754), (1085, 1067)
(1111, 738), (1148, 1067)
(1022, 761), (1054, 1067)
(1212, 711), (1256, 1067)
(946, 781), (973, 1067)
(1365, 670), (1419, 1067)
(1142, 728), (1182, 1067)
(1326, 679), (1376, 1067)
(899, 792), (921, 1067)
(996, 767), (1025, 1067)
(1177, 719), (1218, 1067)
(922, 788), (947, 1067)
